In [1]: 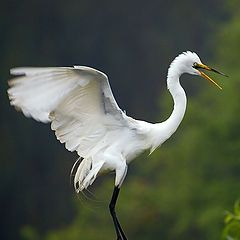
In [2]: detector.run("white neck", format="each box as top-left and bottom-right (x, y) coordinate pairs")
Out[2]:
(150, 61), (187, 152)
(165, 67), (187, 135)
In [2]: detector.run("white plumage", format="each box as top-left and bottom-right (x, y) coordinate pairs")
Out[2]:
(8, 51), (225, 239)
(8, 66), (158, 191)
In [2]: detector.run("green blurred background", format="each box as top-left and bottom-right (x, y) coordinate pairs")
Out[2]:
(1, 0), (240, 239)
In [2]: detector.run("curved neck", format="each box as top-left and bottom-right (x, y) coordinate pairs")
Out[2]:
(164, 71), (187, 137)
(150, 68), (187, 153)
(150, 52), (199, 153)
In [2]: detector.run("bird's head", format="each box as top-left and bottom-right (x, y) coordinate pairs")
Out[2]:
(169, 51), (227, 90)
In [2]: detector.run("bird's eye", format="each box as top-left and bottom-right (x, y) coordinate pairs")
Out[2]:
(193, 62), (200, 69)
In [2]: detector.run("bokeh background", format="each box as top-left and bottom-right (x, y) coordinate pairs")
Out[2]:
(1, 0), (240, 239)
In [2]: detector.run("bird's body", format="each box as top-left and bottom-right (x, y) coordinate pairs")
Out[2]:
(8, 51), (225, 240)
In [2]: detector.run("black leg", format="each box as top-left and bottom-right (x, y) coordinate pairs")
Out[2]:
(109, 186), (127, 240)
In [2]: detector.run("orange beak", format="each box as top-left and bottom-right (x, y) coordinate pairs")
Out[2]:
(194, 63), (228, 90)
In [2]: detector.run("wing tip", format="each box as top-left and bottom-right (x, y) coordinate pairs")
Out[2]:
(10, 68), (26, 76)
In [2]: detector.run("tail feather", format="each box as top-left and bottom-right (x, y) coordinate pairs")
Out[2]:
(73, 157), (104, 192)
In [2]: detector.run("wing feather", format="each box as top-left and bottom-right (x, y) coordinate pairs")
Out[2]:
(8, 66), (128, 156)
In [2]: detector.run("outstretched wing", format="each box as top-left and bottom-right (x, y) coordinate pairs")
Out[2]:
(8, 66), (129, 157)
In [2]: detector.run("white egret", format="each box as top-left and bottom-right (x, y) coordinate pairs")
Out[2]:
(8, 51), (226, 240)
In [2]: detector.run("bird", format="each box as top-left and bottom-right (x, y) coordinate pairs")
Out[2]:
(7, 51), (227, 240)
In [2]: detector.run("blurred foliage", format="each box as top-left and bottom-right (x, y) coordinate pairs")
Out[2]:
(1, 0), (240, 240)
(20, 225), (40, 240)
(222, 201), (240, 240)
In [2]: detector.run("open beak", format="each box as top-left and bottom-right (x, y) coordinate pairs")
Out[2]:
(194, 63), (228, 90)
